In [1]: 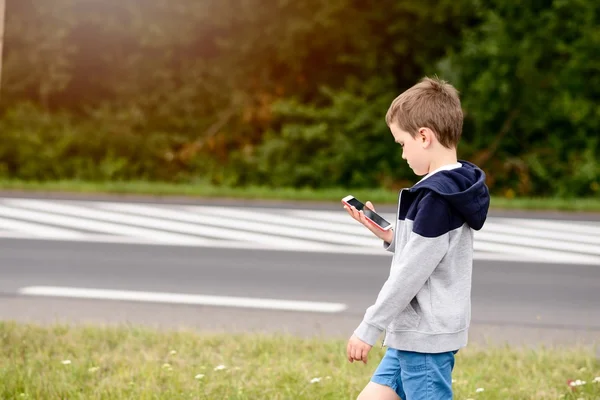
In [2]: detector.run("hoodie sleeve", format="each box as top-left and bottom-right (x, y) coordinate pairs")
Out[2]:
(354, 192), (451, 346)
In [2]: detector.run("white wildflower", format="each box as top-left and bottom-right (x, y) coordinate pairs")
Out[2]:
(214, 365), (226, 371)
(593, 376), (600, 383)
(569, 379), (586, 387)
(162, 363), (172, 371)
(476, 388), (485, 393)
(88, 366), (100, 373)
(61, 360), (71, 365)
(195, 374), (205, 380)
(310, 377), (322, 384)
(169, 350), (177, 355)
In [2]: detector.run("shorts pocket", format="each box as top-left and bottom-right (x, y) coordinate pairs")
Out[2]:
(397, 350), (427, 372)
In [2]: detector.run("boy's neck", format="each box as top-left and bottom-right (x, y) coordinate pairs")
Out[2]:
(427, 152), (459, 174)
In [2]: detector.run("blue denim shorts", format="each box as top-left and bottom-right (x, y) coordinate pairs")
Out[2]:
(371, 348), (458, 400)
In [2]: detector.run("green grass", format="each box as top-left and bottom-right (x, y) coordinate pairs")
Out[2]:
(1, 179), (599, 212)
(0, 322), (599, 399)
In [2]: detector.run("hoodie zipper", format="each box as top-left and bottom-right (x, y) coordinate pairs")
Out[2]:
(382, 189), (404, 348)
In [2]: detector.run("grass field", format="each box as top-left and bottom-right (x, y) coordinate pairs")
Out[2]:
(1, 179), (600, 212)
(0, 322), (598, 399)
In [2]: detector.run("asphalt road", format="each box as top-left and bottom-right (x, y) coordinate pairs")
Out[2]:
(2, 235), (599, 348)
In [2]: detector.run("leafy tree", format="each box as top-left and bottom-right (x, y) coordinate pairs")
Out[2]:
(441, 0), (600, 196)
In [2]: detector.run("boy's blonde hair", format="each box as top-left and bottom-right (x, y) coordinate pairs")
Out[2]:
(385, 76), (463, 149)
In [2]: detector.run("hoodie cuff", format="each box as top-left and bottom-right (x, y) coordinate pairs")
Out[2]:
(383, 231), (395, 253)
(354, 321), (383, 346)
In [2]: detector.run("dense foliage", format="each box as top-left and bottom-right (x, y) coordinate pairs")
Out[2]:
(1, 0), (598, 196)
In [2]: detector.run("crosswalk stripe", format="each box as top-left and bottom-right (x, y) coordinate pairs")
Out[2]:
(473, 238), (600, 265)
(0, 216), (85, 239)
(483, 221), (600, 246)
(0, 198), (598, 265)
(93, 202), (380, 247)
(502, 218), (600, 236)
(2, 199), (340, 251)
(0, 204), (210, 245)
(184, 205), (375, 236)
(0, 230), (34, 239)
(475, 229), (600, 256)
(285, 209), (378, 224)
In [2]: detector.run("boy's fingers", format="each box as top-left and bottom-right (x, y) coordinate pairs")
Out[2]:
(349, 345), (356, 360)
(346, 342), (354, 362)
(361, 348), (369, 364)
(344, 206), (358, 221)
(359, 211), (373, 227)
(365, 201), (375, 211)
(359, 210), (367, 222)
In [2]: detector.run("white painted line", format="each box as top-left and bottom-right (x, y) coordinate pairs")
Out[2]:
(2, 232), (599, 265)
(0, 204), (210, 245)
(482, 221), (600, 245)
(475, 229), (600, 256)
(18, 286), (348, 313)
(0, 232), (386, 254)
(0, 231), (34, 239)
(0, 217), (85, 239)
(184, 205), (375, 236)
(502, 218), (600, 236)
(95, 202), (381, 247)
(1, 198), (598, 265)
(473, 239), (600, 265)
(286, 209), (397, 225)
(3, 199), (340, 251)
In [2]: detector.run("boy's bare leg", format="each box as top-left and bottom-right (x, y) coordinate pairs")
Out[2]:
(357, 382), (401, 400)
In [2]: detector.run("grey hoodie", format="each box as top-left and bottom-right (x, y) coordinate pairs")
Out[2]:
(354, 160), (490, 353)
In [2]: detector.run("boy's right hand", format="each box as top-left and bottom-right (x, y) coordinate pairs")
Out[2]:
(344, 201), (393, 243)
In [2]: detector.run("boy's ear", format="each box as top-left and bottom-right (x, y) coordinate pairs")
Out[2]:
(418, 128), (434, 148)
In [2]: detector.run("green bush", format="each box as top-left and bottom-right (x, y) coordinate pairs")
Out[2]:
(1, 0), (598, 197)
(0, 104), (195, 182)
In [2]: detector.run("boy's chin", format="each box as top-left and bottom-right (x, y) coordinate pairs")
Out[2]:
(407, 163), (427, 176)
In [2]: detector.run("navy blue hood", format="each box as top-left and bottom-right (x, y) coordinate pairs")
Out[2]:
(410, 160), (490, 230)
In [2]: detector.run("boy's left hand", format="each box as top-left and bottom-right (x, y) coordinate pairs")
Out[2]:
(347, 334), (372, 364)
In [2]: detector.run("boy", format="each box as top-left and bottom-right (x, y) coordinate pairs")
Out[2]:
(343, 76), (490, 400)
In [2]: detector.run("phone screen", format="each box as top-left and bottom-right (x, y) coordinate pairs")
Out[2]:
(344, 197), (391, 229)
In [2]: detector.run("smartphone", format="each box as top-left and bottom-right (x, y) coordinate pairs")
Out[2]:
(341, 195), (392, 231)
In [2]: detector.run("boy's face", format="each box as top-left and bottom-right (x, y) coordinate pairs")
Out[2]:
(389, 124), (430, 176)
